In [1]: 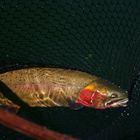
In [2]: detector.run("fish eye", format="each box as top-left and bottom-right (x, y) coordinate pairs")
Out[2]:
(111, 93), (118, 98)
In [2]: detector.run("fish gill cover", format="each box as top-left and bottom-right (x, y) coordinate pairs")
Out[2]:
(0, 0), (140, 140)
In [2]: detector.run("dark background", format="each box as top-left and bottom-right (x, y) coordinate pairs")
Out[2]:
(0, 0), (140, 140)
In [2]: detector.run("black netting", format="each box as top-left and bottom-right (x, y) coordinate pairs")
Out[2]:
(0, 0), (140, 140)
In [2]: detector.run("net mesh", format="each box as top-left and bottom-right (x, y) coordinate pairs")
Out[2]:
(0, 0), (140, 139)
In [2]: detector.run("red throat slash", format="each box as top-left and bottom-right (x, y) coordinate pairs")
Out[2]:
(76, 89), (107, 109)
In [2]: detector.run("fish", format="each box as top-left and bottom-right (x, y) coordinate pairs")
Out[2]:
(0, 67), (128, 111)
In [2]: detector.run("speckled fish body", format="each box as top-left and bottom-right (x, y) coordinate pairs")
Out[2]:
(0, 67), (128, 110)
(0, 68), (96, 108)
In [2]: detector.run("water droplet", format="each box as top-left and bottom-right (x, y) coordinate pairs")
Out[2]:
(6, 54), (9, 57)
(111, 67), (114, 70)
(121, 113), (124, 116)
(127, 113), (130, 116)
(105, 115), (109, 118)
(88, 54), (93, 58)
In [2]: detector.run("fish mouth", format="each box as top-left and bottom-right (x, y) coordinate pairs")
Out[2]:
(105, 98), (128, 107)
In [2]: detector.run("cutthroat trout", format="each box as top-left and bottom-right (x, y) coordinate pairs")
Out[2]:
(0, 68), (128, 111)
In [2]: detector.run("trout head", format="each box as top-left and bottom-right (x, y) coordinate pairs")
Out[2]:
(76, 79), (128, 109)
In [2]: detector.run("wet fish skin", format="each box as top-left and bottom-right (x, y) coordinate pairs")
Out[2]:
(0, 67), (128, 110)
(0, 68), (96, 109)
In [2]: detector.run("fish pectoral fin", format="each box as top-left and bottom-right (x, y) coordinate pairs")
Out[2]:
(68, 100), (84, 110)
(70, 103), (84, 110)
